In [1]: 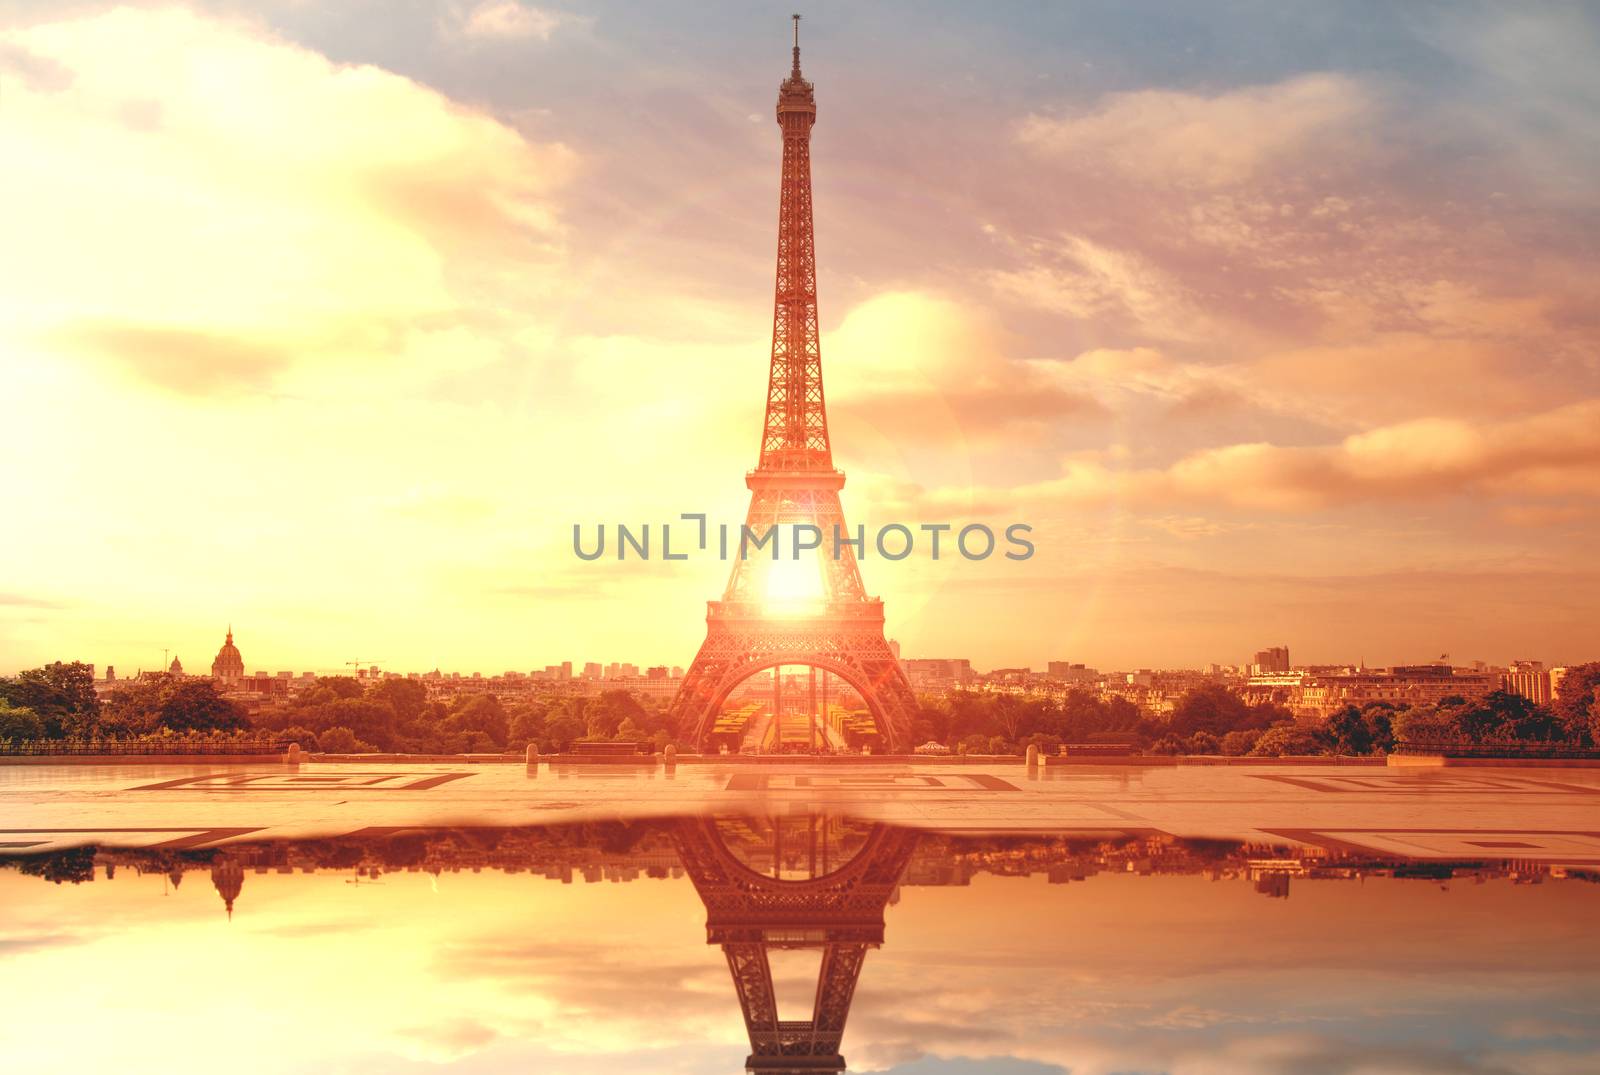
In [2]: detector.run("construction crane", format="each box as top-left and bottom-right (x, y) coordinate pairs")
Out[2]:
(345, 659), (385, 680)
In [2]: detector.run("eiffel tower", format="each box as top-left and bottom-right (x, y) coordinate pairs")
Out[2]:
(671, 16), (919, 753)
(675, 817), (920, 1073)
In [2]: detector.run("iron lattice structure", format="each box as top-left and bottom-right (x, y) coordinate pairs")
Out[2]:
(671, 21), (920, 752)
(675, 818), (920, 1073)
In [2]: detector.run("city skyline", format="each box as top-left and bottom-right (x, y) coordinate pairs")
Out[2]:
(17, 620), (1586, 683)
(4, 3), (1600, 674)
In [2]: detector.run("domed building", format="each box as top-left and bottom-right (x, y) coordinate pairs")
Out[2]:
(168, 656), (184, 676)
(211, 855), (244, 920)
(211, 626), (244, 687)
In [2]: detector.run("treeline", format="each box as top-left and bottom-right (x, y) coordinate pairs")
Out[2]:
(250, 679), (678, 755)
(0, 662), (250, 743)
(915, 684), (1295, 756)
(5, 659), (1598, 758)
(921, 665), (1600, 757)
(0, 661), (682, 755)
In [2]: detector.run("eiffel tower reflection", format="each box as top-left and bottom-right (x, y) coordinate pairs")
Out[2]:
(675, 816), (919, 1073)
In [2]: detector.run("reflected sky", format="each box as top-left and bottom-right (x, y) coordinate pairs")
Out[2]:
(2, 819), (1598, 1075)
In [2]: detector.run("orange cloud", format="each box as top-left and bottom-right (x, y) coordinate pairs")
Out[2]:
(976, 399), (1600, 514)
(826, 292), (1104, 445)
(0, 6), (575, 396)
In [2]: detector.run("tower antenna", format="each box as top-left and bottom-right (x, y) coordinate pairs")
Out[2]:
(791, 13), (802, 75)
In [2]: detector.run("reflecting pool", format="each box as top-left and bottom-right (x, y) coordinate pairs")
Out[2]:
(3, 815), (1598, 1074)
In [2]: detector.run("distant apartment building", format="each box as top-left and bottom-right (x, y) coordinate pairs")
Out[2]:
(1500, 660), (1552, 705)
(599, 671), (682, 701)
(1550, 666), (1570, 700)
(1046, 661), (1098, 684)
(238, 673), (290, 698)
(902, 658), (975, 695)
(1278, 664), (1497, 720)
(1251, 646), (1291, 674)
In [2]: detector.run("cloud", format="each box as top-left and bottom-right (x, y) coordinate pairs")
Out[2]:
(1246, 334), (1540, 426)
(1018, 74), (1373, 189)
(0, 594), (67, 610)
(1140, 515), (1249, 541)
(0, 7), (576, 396)
(825, 291), (1105, 443)
(969, 399), (1600, 514)
(446, 2), (566, 42)
(1414, 7), (1600, 205)
(52, 322), (292, 397)
(987, 236), (1221, 343)
(398, 1017), (502, 1058)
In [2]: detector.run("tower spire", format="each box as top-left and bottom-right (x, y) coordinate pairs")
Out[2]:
(764, 14), (823, 471)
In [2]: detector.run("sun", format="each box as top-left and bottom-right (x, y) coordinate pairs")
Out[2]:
(762, 553), (825, 614)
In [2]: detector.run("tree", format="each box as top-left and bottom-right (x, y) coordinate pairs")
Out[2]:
(584, 690), (648, 740)
(1145, 734), (1184, 756)
(992, 695), (1027, 741)
(945, 692), (995, 743)
(277, 725), (320, 749)
(344, 698), (403, 747)
(1220, 728), (1262, 756)
(1169, 684), (1258, 738)
(17, 846), (97, 884)
(507, 702), (550, 747)
(317, 726), (372, 753)
(448, 695), (509, 749)
(158, 679), (250, 732)
(1364, 704), (1398, 753)
(102, 674), (248, 734)
(370, 678), (427, 723)
(1393, 705), (1460, 746)
(0, 661), (100, 738)
(543, 713), (585, 752)
(1552, 663), (1600, 745)
(308, 677), (364, 703)
(1439, 691), (1566, 745)
(0, 699), (46, 742)
(1323, 706), (1373, 755)
(1249, 722), (1326, 757)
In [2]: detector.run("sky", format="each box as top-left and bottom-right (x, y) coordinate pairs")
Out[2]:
(2, 860), (1598, 1074)
(2, 1), (1599, 675)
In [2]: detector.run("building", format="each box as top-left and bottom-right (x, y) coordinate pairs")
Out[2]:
(1276, 664), (1497, 720)
(168, 656), (184, 676)
(1046, 661), (1098, 684)
(1551, 666), (1570, 700)
(1251, 646), (1291, 674)
(210, 627), (245, 688)
(1500, 660), (1552, 705)
(902, 658), (975, 695)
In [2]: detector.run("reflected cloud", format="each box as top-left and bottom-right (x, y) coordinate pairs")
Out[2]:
(2, 816), (1597, 1074)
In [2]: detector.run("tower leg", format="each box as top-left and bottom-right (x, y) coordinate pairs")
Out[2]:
(808, 666), (817, 753)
